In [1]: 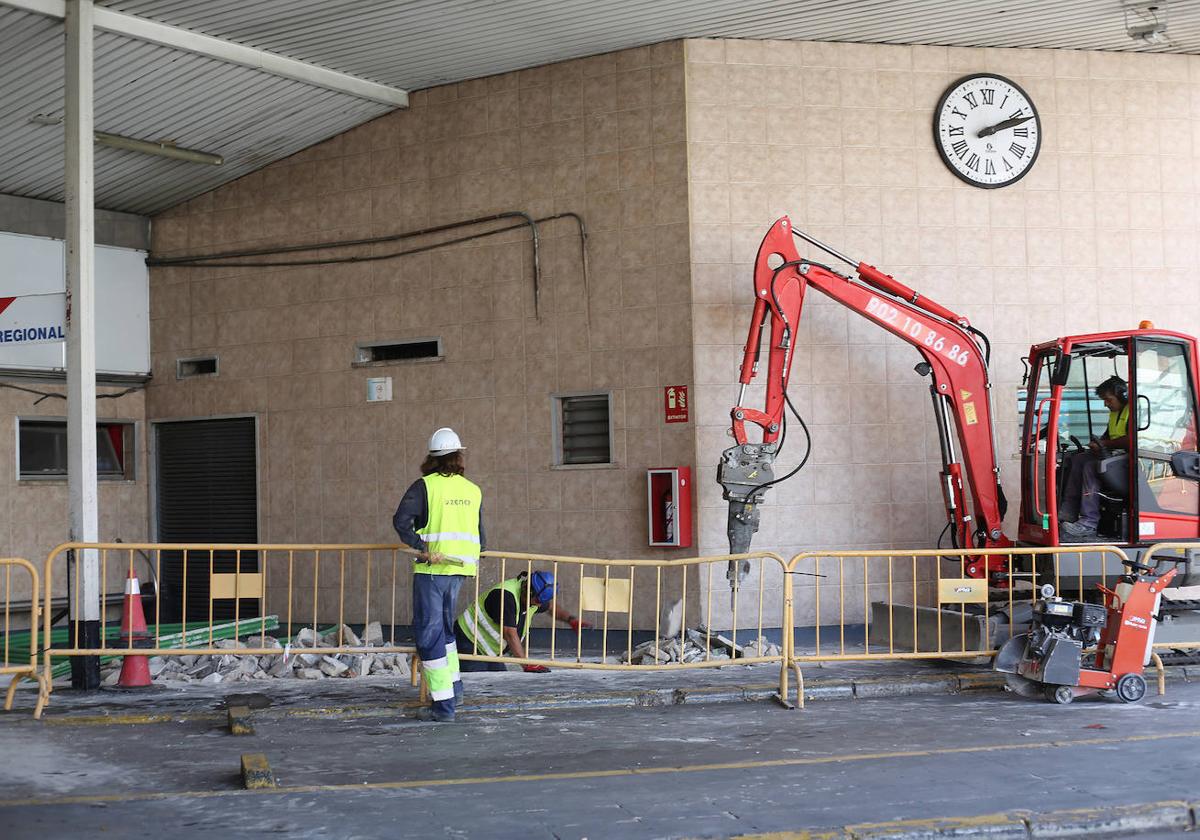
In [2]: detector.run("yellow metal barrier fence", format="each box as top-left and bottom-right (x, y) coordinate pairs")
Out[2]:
(43, 542), (423, 708)
(462, 550), (791, 688)
(39, 540), (1199, 714)
(41, 543), (794, 706)
(1, 558), (48, 719)
(786, 545), (1132, 663)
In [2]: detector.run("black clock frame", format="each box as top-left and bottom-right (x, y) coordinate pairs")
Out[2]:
(932, 73), (1042, 190)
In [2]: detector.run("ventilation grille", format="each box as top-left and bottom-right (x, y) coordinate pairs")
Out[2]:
(559, 394), (612, 465)
(355, 339), (441, 364)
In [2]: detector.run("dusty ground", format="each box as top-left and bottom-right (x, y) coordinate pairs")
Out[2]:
(0, 664), (1197, 838)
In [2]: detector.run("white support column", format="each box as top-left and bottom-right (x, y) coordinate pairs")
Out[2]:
(65, 0), (99, 629)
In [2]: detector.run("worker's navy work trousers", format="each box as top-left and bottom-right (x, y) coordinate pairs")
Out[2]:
(412, 573), (466, 718)
(1059, 450), (1106, 529)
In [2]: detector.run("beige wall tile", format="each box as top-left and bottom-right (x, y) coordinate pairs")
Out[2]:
(144, 41), (700, 629)
(682, 37), (1200, 627)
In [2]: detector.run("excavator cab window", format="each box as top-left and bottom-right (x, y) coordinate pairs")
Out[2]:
(1021, 341), (1132, 538)
(1133, 338), (1200, 529)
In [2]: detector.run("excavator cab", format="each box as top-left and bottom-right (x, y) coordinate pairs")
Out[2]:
(1018, 328), (1200, 555)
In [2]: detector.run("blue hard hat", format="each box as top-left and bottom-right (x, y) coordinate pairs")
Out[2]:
(530, 571), (556, 605)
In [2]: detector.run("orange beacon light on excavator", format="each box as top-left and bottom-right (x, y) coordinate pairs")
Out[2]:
(718, 216), (1200, 599)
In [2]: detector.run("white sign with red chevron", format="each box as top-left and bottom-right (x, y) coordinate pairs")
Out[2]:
(0, 293), (65, 345)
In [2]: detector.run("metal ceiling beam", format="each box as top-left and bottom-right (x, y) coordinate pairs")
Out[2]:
(0, 0), (409, 107)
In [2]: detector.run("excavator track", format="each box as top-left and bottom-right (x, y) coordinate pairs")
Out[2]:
(1155, 648), (1200, 667)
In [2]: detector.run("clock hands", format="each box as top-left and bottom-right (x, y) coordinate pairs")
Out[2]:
(977, 114), (1034, 138)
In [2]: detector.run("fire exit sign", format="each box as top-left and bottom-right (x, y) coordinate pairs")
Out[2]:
(664, 385), (688, 423)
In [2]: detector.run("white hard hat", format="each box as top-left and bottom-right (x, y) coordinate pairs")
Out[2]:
(428, 427), (464, 456)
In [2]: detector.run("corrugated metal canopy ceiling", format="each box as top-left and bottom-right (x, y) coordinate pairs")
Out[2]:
(2, 0), (1196, 214)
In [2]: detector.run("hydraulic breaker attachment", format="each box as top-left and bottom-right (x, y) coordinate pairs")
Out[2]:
(718, 442), (777, 603)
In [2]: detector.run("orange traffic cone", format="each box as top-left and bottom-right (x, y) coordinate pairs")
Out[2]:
(117, 571), (152, 688)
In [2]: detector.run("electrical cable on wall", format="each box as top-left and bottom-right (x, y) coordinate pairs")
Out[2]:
(0, 382), (142, 405)
(147, 211), (591, 322)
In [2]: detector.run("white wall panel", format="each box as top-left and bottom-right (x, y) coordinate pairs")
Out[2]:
(0, 231), (149, 375)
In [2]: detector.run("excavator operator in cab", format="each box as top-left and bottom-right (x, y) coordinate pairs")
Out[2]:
(1059, 376), (1130, 540)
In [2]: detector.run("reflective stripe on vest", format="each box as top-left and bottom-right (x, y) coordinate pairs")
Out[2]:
(416, 473), (482, 577)
(456, 578), (536, 657)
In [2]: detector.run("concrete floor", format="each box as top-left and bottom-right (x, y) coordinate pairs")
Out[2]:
(1, 672), (1198, 838)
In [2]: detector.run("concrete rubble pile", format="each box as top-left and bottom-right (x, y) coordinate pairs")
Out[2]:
(99, 621), (412, 687)
(622, 628), (782, 665)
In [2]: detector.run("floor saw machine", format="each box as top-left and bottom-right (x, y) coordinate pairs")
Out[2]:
(993, 557), (1183, 704)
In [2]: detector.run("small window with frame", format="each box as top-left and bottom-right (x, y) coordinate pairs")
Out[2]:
(553, 392), (613, 466)
(17, 419), (136, 481)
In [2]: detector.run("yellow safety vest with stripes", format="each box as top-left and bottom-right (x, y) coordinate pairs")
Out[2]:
(1107, 404), (1130, 439)
(415, 473), (481, 577)
(457, 578), (536, 657)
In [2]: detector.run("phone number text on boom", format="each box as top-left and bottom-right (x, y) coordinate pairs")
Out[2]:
(866, 296), (971, 367)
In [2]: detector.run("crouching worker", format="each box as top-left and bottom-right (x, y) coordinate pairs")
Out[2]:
(393, 427), (483, 723)
(455, 571), (591, 672)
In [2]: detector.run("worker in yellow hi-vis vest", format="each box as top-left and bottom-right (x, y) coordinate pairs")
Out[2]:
(392, 427), (483, 722)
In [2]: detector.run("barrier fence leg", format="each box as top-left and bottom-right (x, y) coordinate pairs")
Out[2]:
(776, 658), (793, 709)
(792, 662), (805, 710)
(3, 674), (22, 712)
(35, 673), (50, 720)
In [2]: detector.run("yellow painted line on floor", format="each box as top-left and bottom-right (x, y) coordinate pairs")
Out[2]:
(2, 728), (1199, 810)
(41, 712), (223, 726)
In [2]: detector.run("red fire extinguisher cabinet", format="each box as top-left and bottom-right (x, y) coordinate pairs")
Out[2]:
(647, 467), (692, 547)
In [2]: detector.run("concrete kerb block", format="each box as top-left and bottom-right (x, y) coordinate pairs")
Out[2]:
(227, 704), (255, 736)
(803, 681), (856, 702)
(847, 812), (1028, 839)
(240, 753), (276, 789)
(852, 675), (959, 699)
(956, 672), (1007, 692)
(1025, 799), (1193, 838)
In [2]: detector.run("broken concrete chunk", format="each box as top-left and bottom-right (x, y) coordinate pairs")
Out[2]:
(364, 621), (384, 646)
(267, 657), (292, 678)
(296, 668), (324, 680)
(199, 672), (223, 685)
(294, 627), (319, 647)
(319, 656), (349, 677)
(322, 624), (360, 647)
(662, 600), (684, 639)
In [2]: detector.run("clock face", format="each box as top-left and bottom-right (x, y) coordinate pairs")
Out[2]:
(933, 74), (1041, 188)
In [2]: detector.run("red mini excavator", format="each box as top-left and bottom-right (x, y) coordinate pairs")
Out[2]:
(719, 217), (1200, 615)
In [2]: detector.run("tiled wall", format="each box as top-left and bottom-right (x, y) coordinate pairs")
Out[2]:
(0, 388), (148, 608)
(143, 36), (1200, 632)
(147, 42), (698, 628)
(686, 39), (1200, 623)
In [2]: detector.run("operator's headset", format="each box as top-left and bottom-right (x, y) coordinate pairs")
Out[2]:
(1097, 375), (1127, 403)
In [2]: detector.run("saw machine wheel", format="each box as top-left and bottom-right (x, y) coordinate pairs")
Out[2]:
(1044, 684), (1075, 705)
(1115, 672), (1147, 704)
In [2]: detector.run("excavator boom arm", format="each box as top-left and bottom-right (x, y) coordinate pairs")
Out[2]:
(719, 218), (1010, 578)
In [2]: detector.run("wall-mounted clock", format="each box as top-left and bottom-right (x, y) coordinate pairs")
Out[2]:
(933, 73), (1041, 189)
